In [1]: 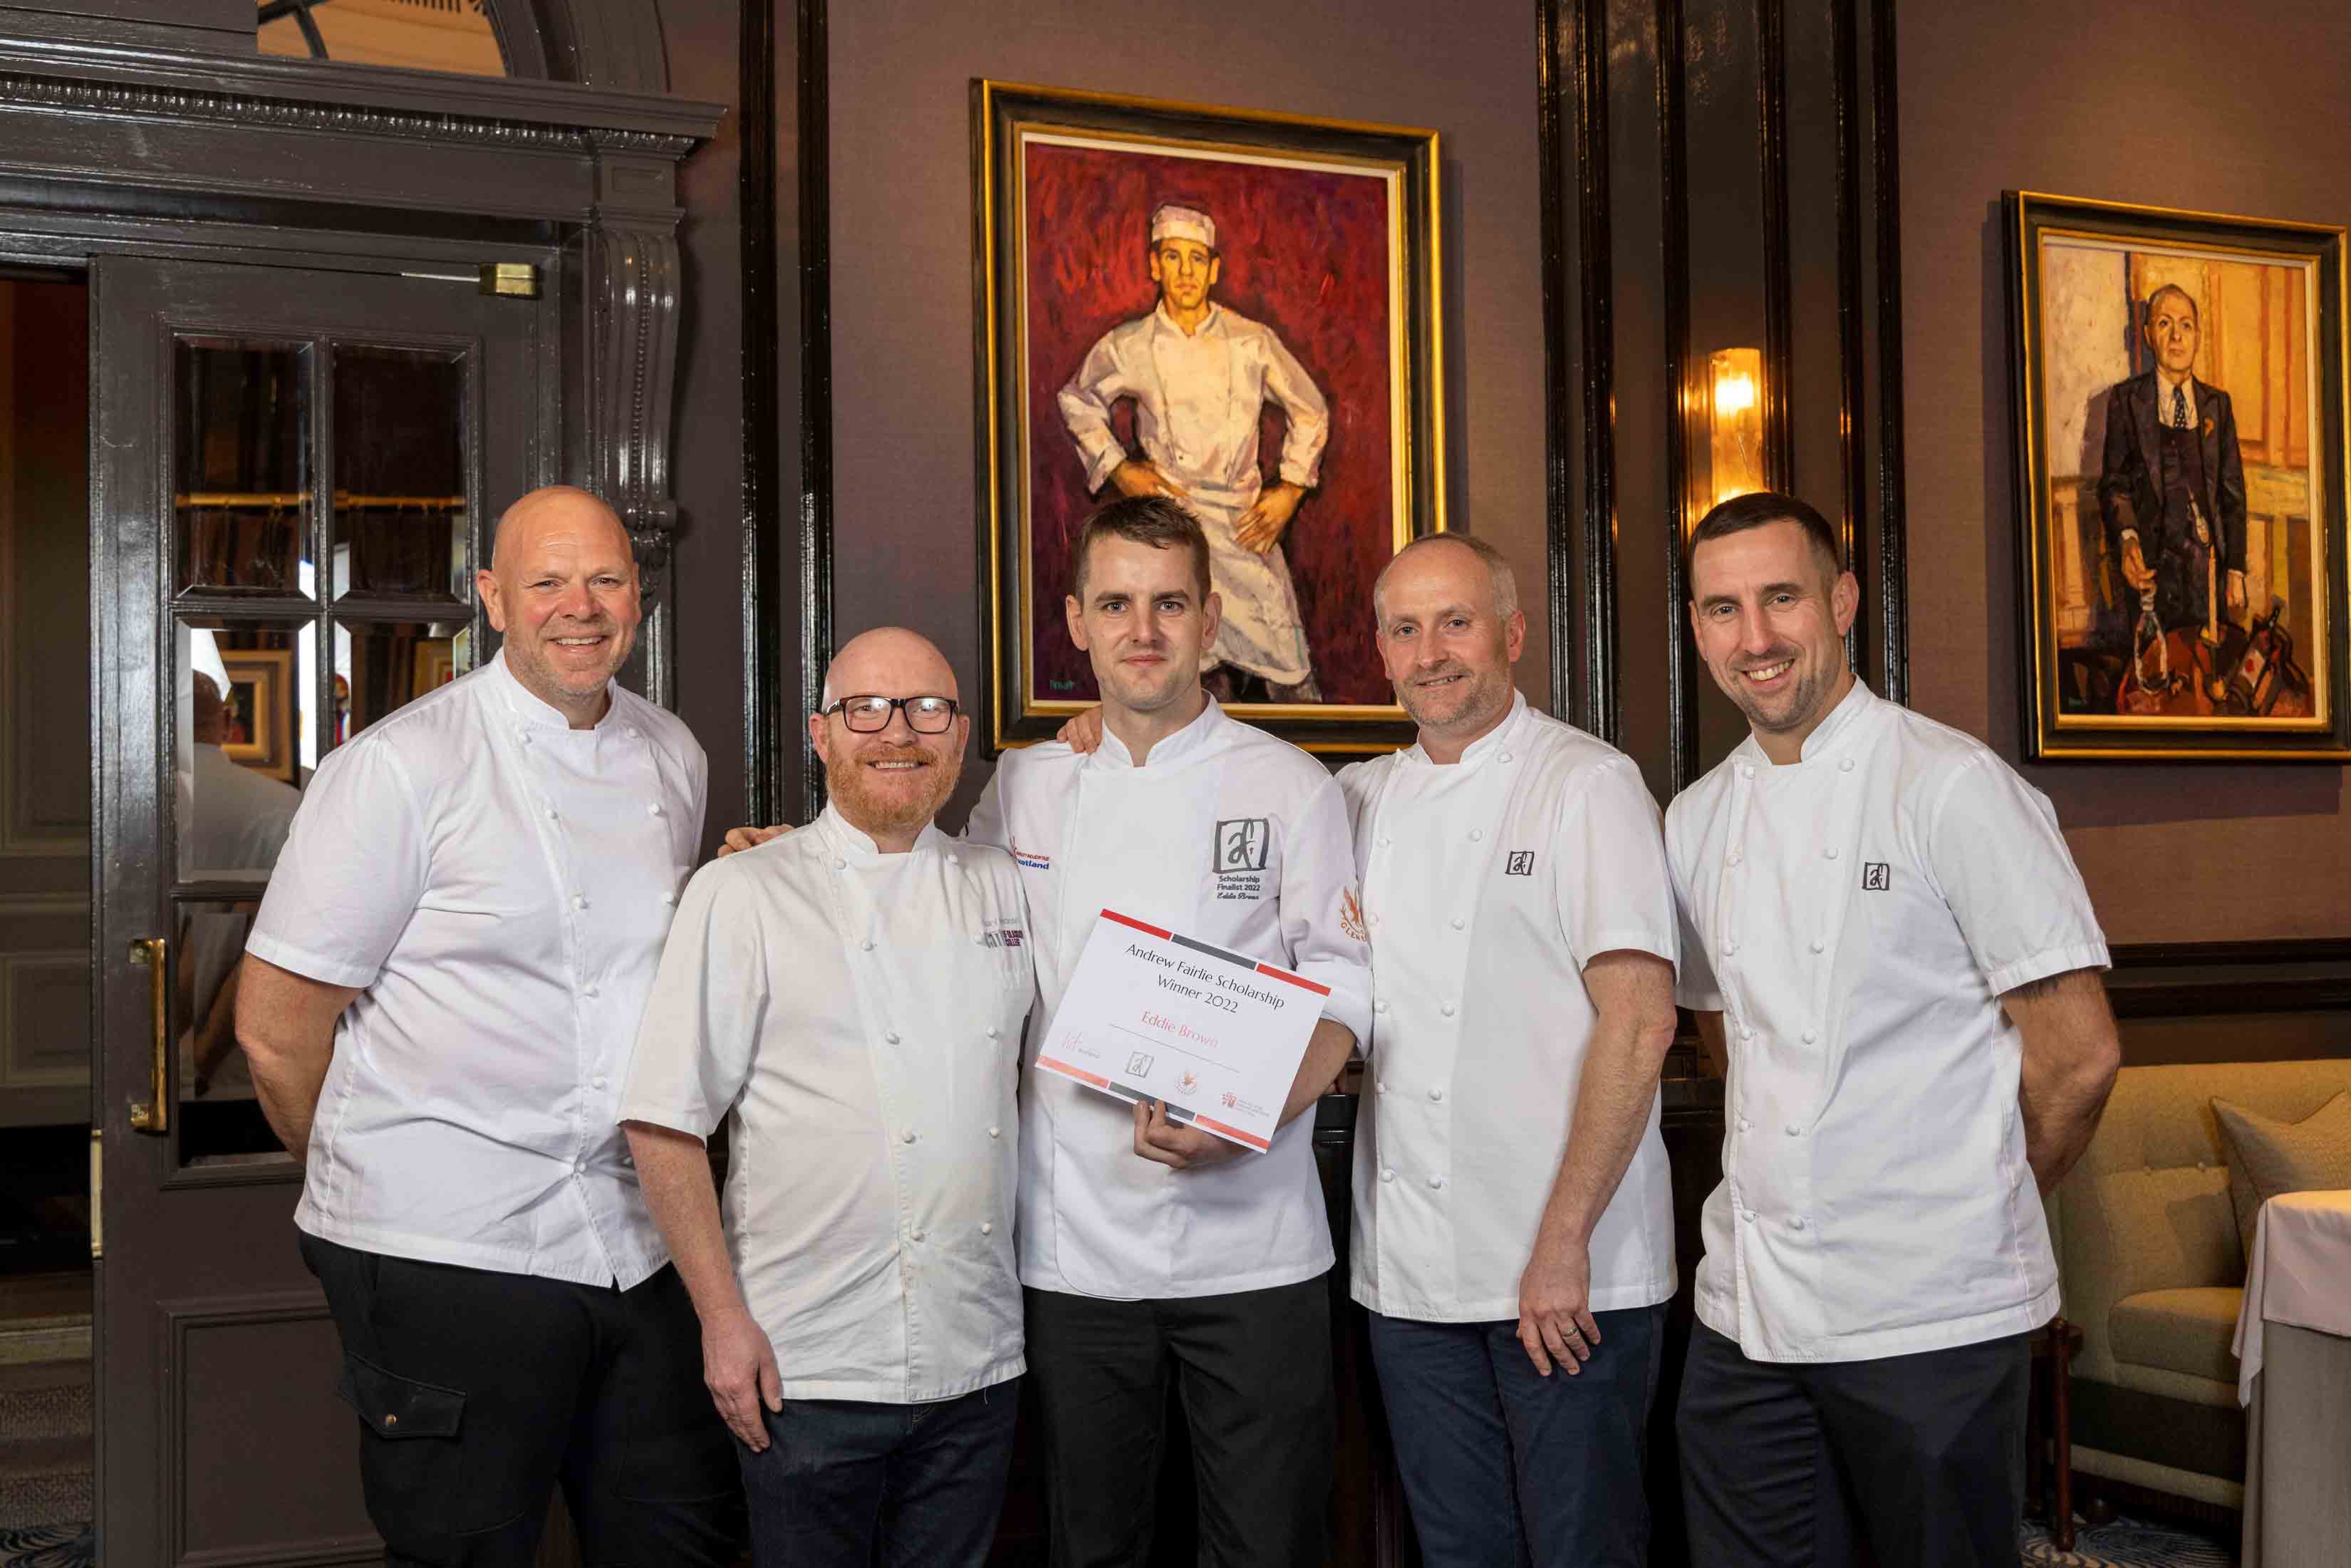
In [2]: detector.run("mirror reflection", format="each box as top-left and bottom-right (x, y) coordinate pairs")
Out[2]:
(331, 345), (468, 602)
(174, 338), (311, 594)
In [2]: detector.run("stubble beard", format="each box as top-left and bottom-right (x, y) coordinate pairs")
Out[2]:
(1725, 650), (1834, 737)
(826, 741), (962, 841)
(1399, 663), (1512, 744)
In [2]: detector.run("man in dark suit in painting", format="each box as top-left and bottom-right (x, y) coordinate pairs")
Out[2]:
(2096, 283), (2248, 702)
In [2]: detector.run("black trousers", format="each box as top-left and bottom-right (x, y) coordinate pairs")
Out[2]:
(1025, 1277), (1334, 1568)
(1677, 1320), (2030, 1568)
(301, 1232), (744, 1567)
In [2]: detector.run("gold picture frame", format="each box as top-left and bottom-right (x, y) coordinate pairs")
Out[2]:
(2008, 191), (2351, 760)
(975, 80), (1446, 755)
(219, 648), (296, 782)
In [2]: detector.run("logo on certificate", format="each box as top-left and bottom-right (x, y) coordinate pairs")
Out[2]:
(1214, 818), (1271, 873)
(1862, 862), (1891, 891)
(1179, 1069), (1199, 1094)
(1125, 1050), (1155, 1076)
(1505, 851), (1535, 877)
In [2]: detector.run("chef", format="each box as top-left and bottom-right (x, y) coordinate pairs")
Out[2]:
(1667, 492), (2122, 1567)
(237, 486), (740, 1565)
(1056, 201), (1332, 702)
(1338, 533), (1681, 1567)
(972, 494), (1371, 1566)
(621, 628), (1031, 1568)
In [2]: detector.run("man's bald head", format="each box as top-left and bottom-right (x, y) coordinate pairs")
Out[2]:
(476, 485), (643, 727)
(820, 627), (960, 710)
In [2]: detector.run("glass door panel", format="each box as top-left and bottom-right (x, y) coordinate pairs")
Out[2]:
(172, 338), (311, 594)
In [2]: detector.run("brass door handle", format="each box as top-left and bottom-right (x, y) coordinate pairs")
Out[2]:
(128, 936), (169, 1135)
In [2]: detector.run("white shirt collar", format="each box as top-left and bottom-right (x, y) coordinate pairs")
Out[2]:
(485, 647), (618, 732)
(814, 800), (947, 866)
(1400, 690), (1530, 769)
(1737, 675), (1876, 771)
(1089, 692), (1227, 772)
(1153, 301), (1223, 340)
(2153, 368), (2197, 425)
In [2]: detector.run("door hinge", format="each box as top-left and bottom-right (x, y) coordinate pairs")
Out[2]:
(478, 261), (541, 299)
(88, 1128), (102, 1261)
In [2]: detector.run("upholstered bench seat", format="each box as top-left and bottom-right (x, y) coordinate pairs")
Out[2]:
(2109, 1287), (2245, 1392)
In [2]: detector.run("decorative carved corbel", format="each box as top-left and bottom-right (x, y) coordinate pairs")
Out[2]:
(586, 139), (690, 706)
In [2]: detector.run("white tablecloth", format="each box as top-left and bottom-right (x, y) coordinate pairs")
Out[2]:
(2232, 1190), (2351, 1568)
(2233, 1189), (2351, 1403)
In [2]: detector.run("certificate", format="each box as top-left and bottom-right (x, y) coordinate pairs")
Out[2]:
(1034, 908), (1328, 1152)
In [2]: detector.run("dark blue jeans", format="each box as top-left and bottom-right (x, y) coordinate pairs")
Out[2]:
(737, 1378), (1020, 1568)
(1368, 1304), (1666, 1567)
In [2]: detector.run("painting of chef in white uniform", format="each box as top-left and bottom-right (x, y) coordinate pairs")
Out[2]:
(1056, 202), (1331, 704)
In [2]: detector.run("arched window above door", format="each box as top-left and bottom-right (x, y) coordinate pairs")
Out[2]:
(256, 0), (508, 77)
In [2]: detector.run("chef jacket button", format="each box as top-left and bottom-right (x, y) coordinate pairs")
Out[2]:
(1802, 1029), (1817, 1044)
(980, 1222), (994, 1235)
(624, 726), (638, 739)
(910, 1229), (924, 1242)
(1825, 846), (1840, 860)
(1450, 917), (1465, 931)
(1379, 836), (1392, 848)
(1376, 1079), (1387, 1094)
(986, 1026), (1001, 1040)
(1499, 751), (1513, 764)
(1440, 1002), (1456, 1017)
(948, 854), (960, 867)
(861, 939), (876, 952)
(592, 1074), (608, 1090)
(583, 983), (600, 998)
(571, 894), (588, 911)
(1374, 1000), (1390, 1014)
(1740, 762), (1755, 779)
(1428, 1174), (1446, 1190)
(1469, 829), (1485, 842)
(574, 1158), (588, 1174)
(1792, 1216), (1808, 1231)
(544, 805), (559, 821)
(1785, 1123), (1802, 1137)
(988, 1126), (1001, 1138)
(831, 856), (848, 871)
(1428, 1086), (1443, 1102)
(1839, 757), (1854, 772)
(1728, 849), (1743, 866)
(1739, 1027), (1754, 1042)
(659, 891), (677, 907)
(901, 1128), (916, 1143)
(972, 933), (987, 945)
(648, 801), (665, 817)
(1809, 938), (1824, 953)
(1380, 1168), (1396, 1183)
(1737, 1117), (1750, 1133)
(1743, 1208), (1757, 1223)
(1725, 940), (1739, 955)
(885, 1030), (901, 1045)
(1370, 913), (1381, 927)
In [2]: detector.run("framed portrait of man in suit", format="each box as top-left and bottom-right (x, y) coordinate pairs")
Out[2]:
(2009, 192), (2351, 760)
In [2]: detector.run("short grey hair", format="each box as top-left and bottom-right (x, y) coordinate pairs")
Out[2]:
(1372, 534), (1520, 629)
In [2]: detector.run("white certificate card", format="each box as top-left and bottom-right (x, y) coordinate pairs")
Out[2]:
(1034, 908), (1328, 1151)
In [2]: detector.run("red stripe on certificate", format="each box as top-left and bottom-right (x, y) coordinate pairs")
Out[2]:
(1193, 1115), (1271, 1151)
(1101, 910), (1173, 940)
(1037, 1056), (1111, 1089)
(1253, 962), (1330, 995)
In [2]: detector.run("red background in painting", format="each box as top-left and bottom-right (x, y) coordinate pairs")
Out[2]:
(1022, 139), (1396, 707)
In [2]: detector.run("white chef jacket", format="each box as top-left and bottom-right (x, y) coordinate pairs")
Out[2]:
(620, 806), (1033, 1402)
(1340, 694), (1680, 1322)
(1057, 303), (1330, 685)
(248, 650), (706, 1289)
(1667, 680), (2109, 1363)
(966, 697), (1374, 1299)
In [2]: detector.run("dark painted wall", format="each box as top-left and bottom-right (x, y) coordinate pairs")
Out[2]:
(1901, 0), (2351, 945)
(819, 0), (1549, 823)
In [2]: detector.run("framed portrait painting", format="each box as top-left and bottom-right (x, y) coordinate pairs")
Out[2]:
(219, 647), (296, 782)
(2008, 192), (2351, 760)
(974, 80), (1445, 754)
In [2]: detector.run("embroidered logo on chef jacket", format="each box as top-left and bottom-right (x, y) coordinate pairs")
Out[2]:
(1505, 851), (1535, 877)
(1213, 817), (1273, 902)
(979, 923), (1026, 948)
(1010, 838), (1052, 871)
(1862, 862), (1891, 891)
(1339, 887), (1367, 941)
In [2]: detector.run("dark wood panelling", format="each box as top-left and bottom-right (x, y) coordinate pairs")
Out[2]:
(1755, 0), (1794, 490)
(2106, 940), (2351, 1019)
(740, 0), (782, 828)
(1551, 0), (1619, 742)
(1867, 0), (1906, 703)
(1659, 0), (1698, 794)
(794, 0), (831, 822)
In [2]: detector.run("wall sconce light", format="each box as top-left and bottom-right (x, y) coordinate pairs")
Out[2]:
(1705, 347), (1766, 514)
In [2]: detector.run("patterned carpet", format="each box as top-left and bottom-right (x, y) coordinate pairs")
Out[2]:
(0, 1525), (90, 1568)
(2022, 1514), (2240, 1567)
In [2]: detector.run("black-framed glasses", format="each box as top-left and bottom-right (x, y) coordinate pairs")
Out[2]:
(822, 694), (960, 734)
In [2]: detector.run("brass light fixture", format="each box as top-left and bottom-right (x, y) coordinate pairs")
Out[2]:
(1703, 347), (1766, 514)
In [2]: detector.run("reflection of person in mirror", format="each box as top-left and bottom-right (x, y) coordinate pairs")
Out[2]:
(181, 670), (301, 1099)
(1057, 202), (1331, 704)
(2096, 284), (2248, 706)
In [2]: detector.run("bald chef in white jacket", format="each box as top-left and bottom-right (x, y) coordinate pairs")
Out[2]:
(1668, 492), (2121, 1568)
(623, 628), (1033, 1568)
(1057, 202), (1332, 703)
(1337, 534), (1682, 1567)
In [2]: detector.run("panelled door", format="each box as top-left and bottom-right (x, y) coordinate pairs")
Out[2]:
(90, 254), (550, 1565)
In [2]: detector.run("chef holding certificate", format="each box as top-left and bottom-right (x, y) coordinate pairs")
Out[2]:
(973, 494), (1371, 1568)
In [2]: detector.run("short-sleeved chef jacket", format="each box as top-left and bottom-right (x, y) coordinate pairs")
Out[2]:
(965, 697), (1374, 1300)
(247, 650), (707, 1288)
(1340, 694), (1680, 1322)
(620, 806), (1034, 1402)
(1667, 680), (2109, 1363)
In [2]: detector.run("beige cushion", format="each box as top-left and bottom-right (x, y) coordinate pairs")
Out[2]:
(2109, 1286), (2244, 1386)
(2211, 1091), (2351, 1261)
